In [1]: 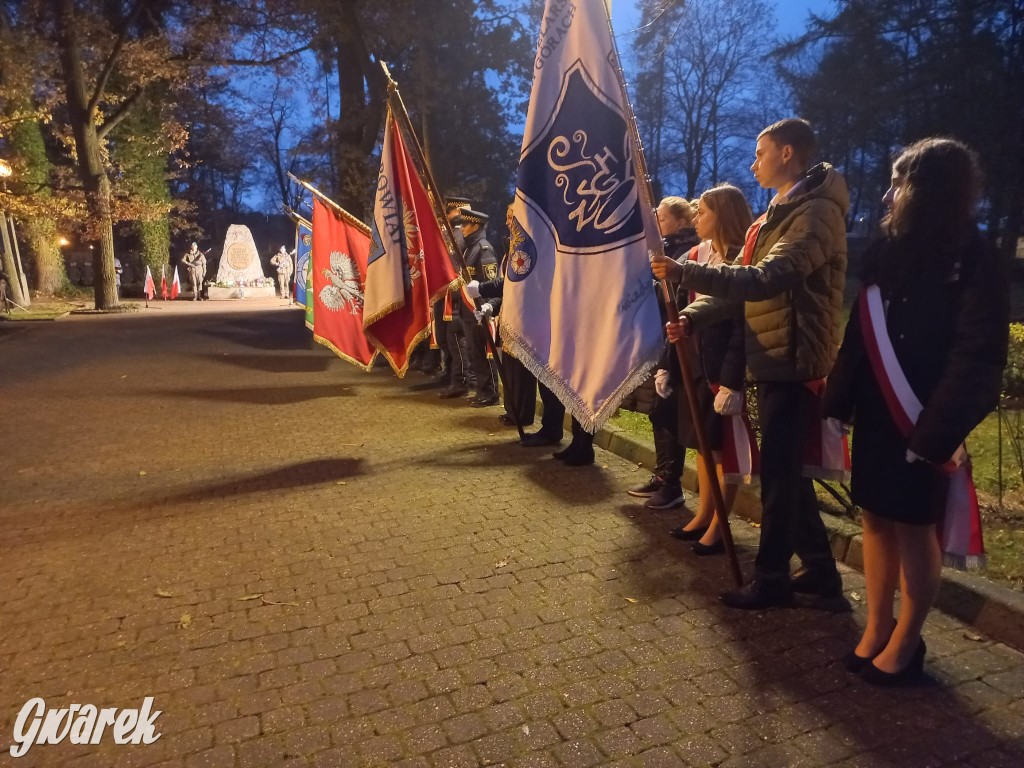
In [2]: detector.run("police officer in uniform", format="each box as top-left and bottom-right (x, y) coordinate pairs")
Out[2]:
(439, 198), (475, 398)
(466, 203), (537, 428)
(457, 208), (500, 407)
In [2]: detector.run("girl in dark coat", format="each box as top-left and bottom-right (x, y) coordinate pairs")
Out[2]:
(665, 184), (753, 553)
(628, 196), (701, 507)
(824, 138), (1008, 685)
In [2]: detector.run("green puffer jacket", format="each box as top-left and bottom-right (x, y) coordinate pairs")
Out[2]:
(680, 163), (849, 382)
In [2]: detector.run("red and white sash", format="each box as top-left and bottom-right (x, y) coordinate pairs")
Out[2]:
(686, 241), (714, 304)
(802, 378), (852, 482)
(858, 285), (984, 570)
(711, 384), (761, 484)
(741, 214), (768, 266)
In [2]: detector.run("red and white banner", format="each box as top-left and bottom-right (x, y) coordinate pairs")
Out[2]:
(802, 381), (852, 482)
(712, 384), (760, 485)
(859, 284), (984, 570)
(171, 266), (181, 299)
(143, 266), (155, 300)
(364, 111), (461, 376)
(311, 198), (377, 371)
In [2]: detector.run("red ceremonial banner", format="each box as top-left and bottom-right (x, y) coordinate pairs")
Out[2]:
(364, 115), (460, 376)
(311, 199), (377, 371)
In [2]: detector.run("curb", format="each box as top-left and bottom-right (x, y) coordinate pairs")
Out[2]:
(556, 408), (1024, 652)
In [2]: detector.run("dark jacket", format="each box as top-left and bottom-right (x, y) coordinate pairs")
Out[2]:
(682, 163), (849, 382)
(824, 230), (1009, 464)
(669, 245), (745, 390)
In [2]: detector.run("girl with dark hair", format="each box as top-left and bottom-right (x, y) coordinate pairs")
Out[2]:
(824, 138), (1009, 685)
(665, 184), (754, 554)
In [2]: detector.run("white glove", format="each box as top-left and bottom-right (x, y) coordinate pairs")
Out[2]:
(906, 449), (924, 464)
(713, 386), (743, 415)
(473, 307), (485, 322)
(654, 369), (673, 399)
(480, 302), (495, 317)
(465, 280), (481, 299)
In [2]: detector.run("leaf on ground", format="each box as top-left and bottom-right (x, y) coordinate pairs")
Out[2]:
(261, 597), (299, 607)
(749, 521), (761, 528)
(121, 375), (128, 379)
(494, 558), (509, 569)
(335, 481), (346, 485)
(155, 589), (173, 598)
(964, 632), (984, 642)
(850, 592), (862, 602)
(178, 613), (192, 629)
(521, 725), (530, 736)
(237, 594), (263, 601)
(138, 470), (147, 476)
(624, 597), (638, 603)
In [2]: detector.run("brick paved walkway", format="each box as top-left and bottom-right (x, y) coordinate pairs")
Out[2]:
(1, 301), (1023, 768)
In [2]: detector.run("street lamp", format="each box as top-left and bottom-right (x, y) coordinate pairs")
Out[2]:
(59, 236), (69, 246)
(0, 158), (31, 308)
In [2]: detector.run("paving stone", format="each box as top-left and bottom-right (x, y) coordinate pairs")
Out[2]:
(0, 305), (1022, 768)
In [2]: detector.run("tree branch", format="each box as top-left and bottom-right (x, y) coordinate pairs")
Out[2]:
(88, 0), (146, 113)
(97, 86), (145, 140)
(184, 44), (313, 67)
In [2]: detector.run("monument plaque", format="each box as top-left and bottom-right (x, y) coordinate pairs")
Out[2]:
(216, 225), (265, 283)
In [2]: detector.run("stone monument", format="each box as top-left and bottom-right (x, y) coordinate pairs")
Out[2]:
(208, 224), (276, 299)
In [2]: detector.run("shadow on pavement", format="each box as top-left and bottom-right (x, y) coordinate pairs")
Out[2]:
(157, 384), (355, 405)
(199, 352), (333, 374)
(612, 502), (1024, 765)
(424, 441), (614, 505)
(157, 457), (365, 505)
(198, 324), (312, 351)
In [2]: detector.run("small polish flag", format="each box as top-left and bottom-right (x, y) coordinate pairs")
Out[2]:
(161, 265), (169, 299)
(171, 266), (181, 299)
(143, 266), (156, 300)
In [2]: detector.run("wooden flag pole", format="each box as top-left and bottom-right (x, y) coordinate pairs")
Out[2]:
(602, 7), (743, 587)
(380, 61), (526, 441)
(286, 173), (371, 237)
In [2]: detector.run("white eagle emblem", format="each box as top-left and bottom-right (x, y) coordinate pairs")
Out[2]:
(319, 251), (363, 315)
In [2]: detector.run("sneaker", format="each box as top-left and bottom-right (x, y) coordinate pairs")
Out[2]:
(719, 579), (793, 610)
(628, 474), (664, 498)
(643, 485), (685, 510)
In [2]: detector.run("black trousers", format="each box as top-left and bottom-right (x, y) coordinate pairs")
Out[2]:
(460, 313), (496, 398)
(502, 355), (536, 426)
(445, 309), (471, 387)
(755, 381), (837, 583)
(538, 381), (565, 437)
(650, 393), (684, 485)
(431, 300), (450, 378)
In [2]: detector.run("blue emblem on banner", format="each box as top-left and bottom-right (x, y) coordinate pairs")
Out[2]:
(517, 62), (644, 252)
(505, 217), (537, 282)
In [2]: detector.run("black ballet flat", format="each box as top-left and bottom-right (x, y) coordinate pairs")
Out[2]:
(861, 640), (926, 686)
(691, 539), (724, 556)
(842, 650), (875, 673)
(670, 525), (708, 541)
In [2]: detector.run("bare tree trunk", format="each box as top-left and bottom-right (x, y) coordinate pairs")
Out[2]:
(0, 211), (29, 306)
(53, 0), (118, 309)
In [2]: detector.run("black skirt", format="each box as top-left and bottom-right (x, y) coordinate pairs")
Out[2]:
(676, 376), (723, 452)
(849, 364), (948, 526)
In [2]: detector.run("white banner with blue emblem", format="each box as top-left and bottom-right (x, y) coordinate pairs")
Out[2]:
(499, 0), (664, 433)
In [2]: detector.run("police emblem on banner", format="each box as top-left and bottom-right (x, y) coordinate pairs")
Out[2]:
(517, 61), (645, 254)
(506, 217), (537, 282)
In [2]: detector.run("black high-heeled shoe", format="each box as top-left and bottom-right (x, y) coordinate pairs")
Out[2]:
(842, 650), (875, 673)
(670, 525), (708, 541)
(691, 539), (724, 556)
(860, 639), (926, 686)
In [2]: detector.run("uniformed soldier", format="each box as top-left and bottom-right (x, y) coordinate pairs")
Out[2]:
(270, 246), (294, 299)
(438, 197), (474, 397)
(465, 203), (537, 428)
(181, 242), (207, 301)
(457, 208), (499, 407)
